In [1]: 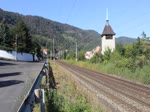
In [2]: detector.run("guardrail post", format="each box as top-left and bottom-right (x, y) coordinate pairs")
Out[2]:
(40, 89), (45, 112)
(34, 89), (45, 112)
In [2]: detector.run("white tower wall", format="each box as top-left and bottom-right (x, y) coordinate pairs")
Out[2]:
(101, 35), (115, 54)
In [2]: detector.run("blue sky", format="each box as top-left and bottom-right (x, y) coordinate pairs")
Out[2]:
(0, 0), (150, 38)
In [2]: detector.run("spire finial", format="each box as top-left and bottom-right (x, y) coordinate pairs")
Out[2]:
(106, 8), (109, 25)
(106, 8), (108, 21)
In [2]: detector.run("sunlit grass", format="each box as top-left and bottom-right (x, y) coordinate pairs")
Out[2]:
(33, 104), (40, 112)
(64, 60), (150, 84)
(45, 60), (105, 112)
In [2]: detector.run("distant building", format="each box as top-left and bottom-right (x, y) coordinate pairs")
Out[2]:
(94, 46), (101, 53)
(85, 51), (93, 60)
(85, 10), (115, 59)
(101, 11), (115, 54)
(43, 48), (48, 55)
(85, 46), (101, 59)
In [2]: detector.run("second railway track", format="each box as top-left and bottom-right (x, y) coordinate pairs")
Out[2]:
(57, 61), (150, 112)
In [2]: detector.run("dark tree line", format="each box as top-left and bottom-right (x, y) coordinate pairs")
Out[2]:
(0, 18), (13, 49)
(0, 17), (42, 59)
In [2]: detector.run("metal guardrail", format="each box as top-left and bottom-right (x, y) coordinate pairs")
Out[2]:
(17, 60), (49, 112)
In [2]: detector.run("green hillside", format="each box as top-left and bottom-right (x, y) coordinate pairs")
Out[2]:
(0, 8), (101, 51)
(116, 36), (137, 45)
(0, 8), (138, 53)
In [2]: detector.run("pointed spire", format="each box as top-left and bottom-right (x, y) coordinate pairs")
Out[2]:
(101, 9), (115, 36)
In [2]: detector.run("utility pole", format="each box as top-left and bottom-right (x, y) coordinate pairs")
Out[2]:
(53, 37), (55, 60)
(75, 41), (78, 62)
(15, 34), (17, 61)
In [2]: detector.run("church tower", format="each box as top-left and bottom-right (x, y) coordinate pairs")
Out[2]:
(101, 9), (115, 54)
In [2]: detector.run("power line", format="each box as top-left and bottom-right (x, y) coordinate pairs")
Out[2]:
(116, 7), (150, 26)
(65, 0), (77, 23)
(117, 19), (150, 37)
(115, 9), (150, 37)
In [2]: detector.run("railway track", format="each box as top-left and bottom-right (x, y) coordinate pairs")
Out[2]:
(57, 61), (150, 112)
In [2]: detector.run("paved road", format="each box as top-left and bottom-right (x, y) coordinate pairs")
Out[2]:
(0, 59), (44, 112)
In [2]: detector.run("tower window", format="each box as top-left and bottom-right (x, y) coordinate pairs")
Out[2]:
(106, 35), (113, 39)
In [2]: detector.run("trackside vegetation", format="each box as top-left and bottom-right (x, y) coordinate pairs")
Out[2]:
(43, 61), (104, 112)
(33, 61), (104, 112)
(64, 32), (150, 84)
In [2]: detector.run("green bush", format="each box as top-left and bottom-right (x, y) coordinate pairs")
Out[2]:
(78, 50), (85, 61)
(115, 57), (136, 72)
(110, 51), (122, 63)
(90, 53), (102, 64)
(45, 88), (92, 112)
(103, 48), (111, 61)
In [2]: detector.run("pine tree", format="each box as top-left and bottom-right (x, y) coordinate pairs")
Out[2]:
(14, 18), (32, 53)
(0, 18), (13, 48)
(31, 36), (42, 60)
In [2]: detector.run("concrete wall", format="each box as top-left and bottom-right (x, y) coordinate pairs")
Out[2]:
(101, 35), (115, 54)
(0, 50), (38, 61)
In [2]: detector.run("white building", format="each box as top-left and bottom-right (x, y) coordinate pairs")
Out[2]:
(0, 50), (38, 61)
(101, 18), (115, 54)
(85, 46), (101, 59)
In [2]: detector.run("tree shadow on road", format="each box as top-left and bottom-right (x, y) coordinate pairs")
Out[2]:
(0, 80), (24, 88)
(0, 72), (22, 78)
(0, 61), (17, 66)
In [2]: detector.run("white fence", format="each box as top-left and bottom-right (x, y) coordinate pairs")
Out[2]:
(0, 50), (38, 61)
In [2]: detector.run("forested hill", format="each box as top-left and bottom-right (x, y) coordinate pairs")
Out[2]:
(116, 36), (137, 45)
(0, 8), (101, 51)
